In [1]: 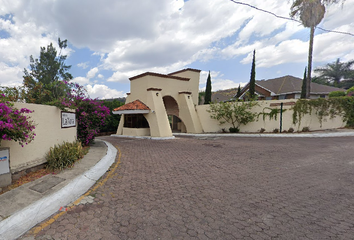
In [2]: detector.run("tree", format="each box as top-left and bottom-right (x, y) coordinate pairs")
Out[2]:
(314, 58), (354, 87)
(328, 91), (346, 97)
(100, 100), (124, 133)
(208, 101), (258, 132)
(301, 67), (307, 99)
(290, 0), (342, 98)
(23, 38), (73, 103)
(198, 91), (205, 105)
(249, 50), (256, 99)
(236, 84), (241, 98)
(204, 71), (212, 104)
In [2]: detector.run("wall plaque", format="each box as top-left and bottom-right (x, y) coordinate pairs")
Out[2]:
(61, 112), (76, 128)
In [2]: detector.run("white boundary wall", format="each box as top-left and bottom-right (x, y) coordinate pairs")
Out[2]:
(196, 99), (346, 133)
(0, 103), (77, 173)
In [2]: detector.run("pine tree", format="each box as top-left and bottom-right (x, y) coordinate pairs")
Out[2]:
(249, 50), (256, 99)
(301, 67), (307, 99)
(236, 84), (241, 98)
(23, 38), (73, 103)
(204, 71), (212, 104)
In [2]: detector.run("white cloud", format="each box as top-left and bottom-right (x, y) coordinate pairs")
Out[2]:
(77, 62), (89, 69)
(0, 62), (23, 87)
(97, 74), (104, 79)
(86, 67), (98, 79)
(86, 84), (126, 99)
(199, 70), (240, 91)
(72, 76), (89, 85)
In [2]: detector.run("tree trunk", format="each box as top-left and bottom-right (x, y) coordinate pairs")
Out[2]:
(306, 26), (315, 99)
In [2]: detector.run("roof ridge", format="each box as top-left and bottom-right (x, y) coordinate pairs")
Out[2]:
(113, 99), (150, 111)
(277, 77), (285, 94)
(129, 72), (190, 81)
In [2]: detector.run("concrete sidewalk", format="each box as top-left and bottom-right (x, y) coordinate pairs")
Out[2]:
(0, 139), (117, 240)
(174, 128), (354, 138)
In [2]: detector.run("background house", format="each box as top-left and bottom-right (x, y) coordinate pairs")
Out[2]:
(238, 75), (345, 100)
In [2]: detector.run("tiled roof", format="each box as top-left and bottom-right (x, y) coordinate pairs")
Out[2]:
(113, 100), (150, 111)
(250, 75), (345, 95)
(255, 75), (345, 95)
(129, 72), (190, 81)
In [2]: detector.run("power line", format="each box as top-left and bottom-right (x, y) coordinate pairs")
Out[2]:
(229, 0), (354, 37)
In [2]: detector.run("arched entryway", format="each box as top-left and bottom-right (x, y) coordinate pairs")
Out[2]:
(163, 96), (186, 133)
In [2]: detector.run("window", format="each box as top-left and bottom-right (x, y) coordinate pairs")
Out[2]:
(278, 95), (286, 100)
(124, 114), (149, 128)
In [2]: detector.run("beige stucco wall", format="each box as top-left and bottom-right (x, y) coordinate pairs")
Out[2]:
(197, 99), (346, 133)
(0, 103), (77, 173)
(122, 128), (150, 136)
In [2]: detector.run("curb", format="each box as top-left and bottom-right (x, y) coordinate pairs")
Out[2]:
(173, 132), (354, 138)
(111, 134), (175, 140)
(0, 141), (117, 240)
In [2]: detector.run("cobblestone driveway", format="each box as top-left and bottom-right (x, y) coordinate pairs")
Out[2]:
(25, 136), (354, 239)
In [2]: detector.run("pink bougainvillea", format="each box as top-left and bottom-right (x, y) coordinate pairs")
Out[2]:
(0, 94), (36, 147)
(55, 82), (110, 146)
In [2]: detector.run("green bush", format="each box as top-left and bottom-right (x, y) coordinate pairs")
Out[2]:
(46, 141), (86, 171)
(229, 127), (240, 133)
(346, 86), (354, 96)
(208, 101), (258, 130)
(99, 99), (124, 133)
(329, 91), (346, 98)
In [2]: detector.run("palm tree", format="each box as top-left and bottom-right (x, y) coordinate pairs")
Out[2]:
(290, 0), (342, 98)
(314, 58), (354, 86)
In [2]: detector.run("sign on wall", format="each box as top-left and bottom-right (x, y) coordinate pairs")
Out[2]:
(0, 149), (10, 175)
(61, 112), (76, 128)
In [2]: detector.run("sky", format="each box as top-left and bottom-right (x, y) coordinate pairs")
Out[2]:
(0, 0), (353, 99)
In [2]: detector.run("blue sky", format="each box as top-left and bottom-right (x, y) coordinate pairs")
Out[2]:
(0, 0), (353, 99)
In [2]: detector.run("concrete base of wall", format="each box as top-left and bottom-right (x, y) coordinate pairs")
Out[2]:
(123, 127), (150, 136)
(0, 173), (12, 188)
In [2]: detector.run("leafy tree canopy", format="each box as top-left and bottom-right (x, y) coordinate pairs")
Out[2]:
(290, 0), (344, 98)
(208, 101), (258, 130)
(314, 58), (354, 87)
(23, 38), (73, 104)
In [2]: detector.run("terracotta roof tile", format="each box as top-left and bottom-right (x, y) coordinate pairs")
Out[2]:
(113, 100), (150, 111)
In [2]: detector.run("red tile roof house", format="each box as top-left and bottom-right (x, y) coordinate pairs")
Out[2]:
(238, 75), (345, 100)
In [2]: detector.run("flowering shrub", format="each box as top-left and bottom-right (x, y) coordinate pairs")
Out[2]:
(76, 98), (110, 145)
(0, 94), (36, 147)
(54, 82), (110, 146)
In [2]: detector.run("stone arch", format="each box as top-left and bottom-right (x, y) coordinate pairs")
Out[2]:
(162, 95), (186, 133)
(162, 96), (179, 116)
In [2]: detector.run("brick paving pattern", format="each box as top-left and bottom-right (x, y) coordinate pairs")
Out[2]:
(23, 136), (354, 239)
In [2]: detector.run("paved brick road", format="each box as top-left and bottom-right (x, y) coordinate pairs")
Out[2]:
(23, 136), (354, 239)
